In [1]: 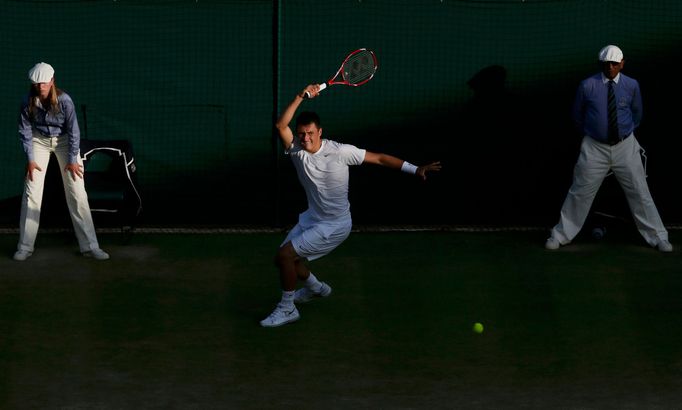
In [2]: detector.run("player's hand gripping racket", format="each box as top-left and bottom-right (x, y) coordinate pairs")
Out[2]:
(304, 48), (378, 98)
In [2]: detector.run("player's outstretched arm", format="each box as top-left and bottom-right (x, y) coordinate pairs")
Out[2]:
(364, 151), (441, 180)
(275, 85), (322, 149)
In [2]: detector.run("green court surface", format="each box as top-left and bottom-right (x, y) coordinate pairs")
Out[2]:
(0, 230), (680, 409)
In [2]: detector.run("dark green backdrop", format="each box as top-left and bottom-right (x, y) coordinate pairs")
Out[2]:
(1, 0), (680, 228)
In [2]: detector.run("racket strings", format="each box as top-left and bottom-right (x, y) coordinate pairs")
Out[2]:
(342, 51), (376, 84)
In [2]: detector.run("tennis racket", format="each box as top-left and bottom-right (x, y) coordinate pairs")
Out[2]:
(304, 48), (378, 98)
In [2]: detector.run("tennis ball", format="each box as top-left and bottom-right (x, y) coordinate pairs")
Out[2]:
(472, 322), (484, 334)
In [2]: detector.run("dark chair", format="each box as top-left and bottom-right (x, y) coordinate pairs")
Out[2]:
(80, 139), (142, 234)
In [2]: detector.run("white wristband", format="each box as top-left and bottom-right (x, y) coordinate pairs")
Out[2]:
(401, 161), (418, 175)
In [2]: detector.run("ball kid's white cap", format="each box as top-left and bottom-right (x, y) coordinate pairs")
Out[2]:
(598, 45), (623, 63)
(28, 62), (55, 84)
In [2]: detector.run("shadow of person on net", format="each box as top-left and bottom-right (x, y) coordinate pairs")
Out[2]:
(457, 65), (526, 225)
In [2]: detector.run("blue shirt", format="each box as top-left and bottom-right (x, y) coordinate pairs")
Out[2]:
(572, 72), (643, 143)
(18, 91), (81, 163)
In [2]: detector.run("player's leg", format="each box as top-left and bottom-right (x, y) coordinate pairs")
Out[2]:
(274, 241), (300, 291)
(611, 137), (670, 250)
(548, 137), (610, 248)
(261, 217), (352, 326)
(15, 136), (52, 260)
(261, 240), (301, 327)
(290, 220), (350, 302)
(294, 258), (328, 293)
(280, 236), (331, 303)
(294, 257), (332, 304)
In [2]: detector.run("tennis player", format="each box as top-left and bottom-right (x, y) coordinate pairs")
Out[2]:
(261, 84), (441, 327)
(14, 62), (109, 261)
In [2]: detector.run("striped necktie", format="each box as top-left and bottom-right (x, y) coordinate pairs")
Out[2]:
(607, 80), (619, 143)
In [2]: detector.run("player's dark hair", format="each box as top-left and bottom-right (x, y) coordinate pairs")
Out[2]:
(296, 111), (321, 129)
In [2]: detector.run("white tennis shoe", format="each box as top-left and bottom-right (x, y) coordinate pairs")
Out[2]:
(657, 240), (673, 253)
(13, 250), (33, 261)
(294, 282), (332, 304)
(260, 304), (300, 327)
(545, 237), (561, 250)
(83, 248), (110, 260)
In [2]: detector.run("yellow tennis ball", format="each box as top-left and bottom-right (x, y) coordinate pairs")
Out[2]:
(473, 322), (484, 334)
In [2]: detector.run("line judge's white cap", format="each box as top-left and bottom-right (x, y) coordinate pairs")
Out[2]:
(28, 62), (55, 83)
(598, 45), (623, 63)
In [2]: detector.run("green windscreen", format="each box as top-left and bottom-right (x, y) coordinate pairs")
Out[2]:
(1, 0), (681, 227)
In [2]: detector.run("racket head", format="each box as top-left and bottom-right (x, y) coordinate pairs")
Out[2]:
(330, 48), (378, 87)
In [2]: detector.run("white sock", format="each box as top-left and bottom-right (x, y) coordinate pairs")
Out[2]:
(280, 290), (295, 308)
(304, 272), (322, 292)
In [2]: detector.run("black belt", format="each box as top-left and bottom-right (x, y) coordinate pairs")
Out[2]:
(608, 133), (631, 146)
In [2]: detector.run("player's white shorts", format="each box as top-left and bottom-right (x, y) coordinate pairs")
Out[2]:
(282, 211), (352, 261)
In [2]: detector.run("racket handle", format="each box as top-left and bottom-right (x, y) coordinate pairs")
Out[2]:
(304, 83), (328, 99)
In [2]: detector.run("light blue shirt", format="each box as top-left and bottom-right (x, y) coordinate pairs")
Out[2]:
(18, 91), (81, 163)
(572, 72), (643, 143)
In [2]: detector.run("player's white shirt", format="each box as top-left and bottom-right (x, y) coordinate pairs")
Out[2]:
(287, 139), (366, 222)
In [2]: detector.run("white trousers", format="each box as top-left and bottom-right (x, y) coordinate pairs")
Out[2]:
(551, 135), (668, 247)
(18, 134), (100, 253)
